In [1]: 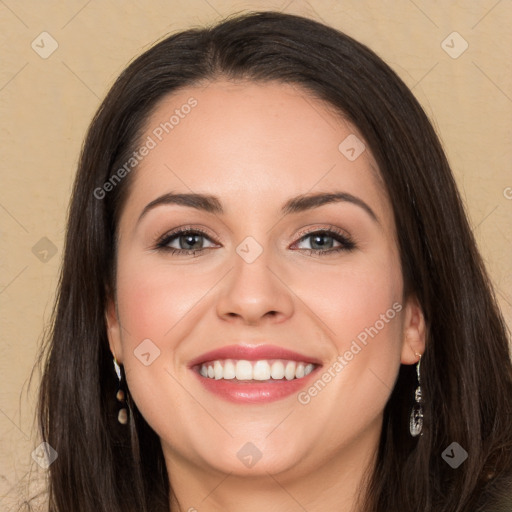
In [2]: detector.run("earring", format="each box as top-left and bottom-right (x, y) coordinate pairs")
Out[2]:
(113, 357), (128, 425)
(409, 352), (423, 437)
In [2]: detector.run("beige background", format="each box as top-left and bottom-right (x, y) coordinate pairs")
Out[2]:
(1, 0), (511, 508)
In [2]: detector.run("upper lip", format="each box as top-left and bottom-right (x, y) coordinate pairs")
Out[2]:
(188, 344), (323, 368)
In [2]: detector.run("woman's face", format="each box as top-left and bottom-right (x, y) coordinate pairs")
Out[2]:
(106, 80), (424, 480)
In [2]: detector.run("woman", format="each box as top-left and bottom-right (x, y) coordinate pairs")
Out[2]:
(32, 10), (512, 512)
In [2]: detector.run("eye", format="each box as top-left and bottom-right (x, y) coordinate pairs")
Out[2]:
(155, 227), (217, 256)
(292, 227), (356, 256)
(153, 225), (356, 257)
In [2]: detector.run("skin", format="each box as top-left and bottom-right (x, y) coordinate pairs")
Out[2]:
(106, 80), (426, 512)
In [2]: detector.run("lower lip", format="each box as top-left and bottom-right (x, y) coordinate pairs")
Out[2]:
(192, 367), (320, 403)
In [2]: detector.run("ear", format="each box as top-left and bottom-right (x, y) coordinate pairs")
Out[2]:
(400, 293), (426, 365)
(105, 291), (124, 364)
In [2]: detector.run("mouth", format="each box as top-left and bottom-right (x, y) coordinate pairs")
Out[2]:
(189, 344), (323, 403)
(196, 358), (316, 381)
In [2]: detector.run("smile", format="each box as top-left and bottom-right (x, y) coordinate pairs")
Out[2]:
(189, 344), (323, 403)
(199, 359), (316, 381)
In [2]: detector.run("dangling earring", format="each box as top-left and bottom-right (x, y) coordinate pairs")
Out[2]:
(409, 352), (423, 437)
(113, 357), (128, 425)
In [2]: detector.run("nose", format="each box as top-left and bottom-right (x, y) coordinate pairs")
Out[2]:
(215, 244), (295, 326)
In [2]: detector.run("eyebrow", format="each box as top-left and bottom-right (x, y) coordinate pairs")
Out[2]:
(137, 191), (379, 224)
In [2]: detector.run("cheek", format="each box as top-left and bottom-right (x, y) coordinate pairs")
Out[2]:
(113, 257), (206, 440)
(116, 257), (204, 340)
(296, 250), (403, 349)
(293, 249), (404, 420)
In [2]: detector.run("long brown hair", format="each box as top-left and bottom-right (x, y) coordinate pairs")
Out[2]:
(29, 10), (512, 512)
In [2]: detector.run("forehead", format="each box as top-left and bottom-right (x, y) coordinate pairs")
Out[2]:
(120, 79), (390, 228)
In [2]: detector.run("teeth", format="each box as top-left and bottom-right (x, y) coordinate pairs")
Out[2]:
(214, 361), (223, 380)
(199, 359), (317, 381)
(285, 361), (296, 380)
(235, 360), (253, 380)
(253, 360), (271, 380)
(270, 361), (285, 379)
(223, 360), (236, 379)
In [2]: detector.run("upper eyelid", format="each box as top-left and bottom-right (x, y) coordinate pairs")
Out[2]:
(294, 224), (350, 240)
(158, 226), (218, 243)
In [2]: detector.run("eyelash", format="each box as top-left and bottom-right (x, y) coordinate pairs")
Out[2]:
(154, 225), (356, 257)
